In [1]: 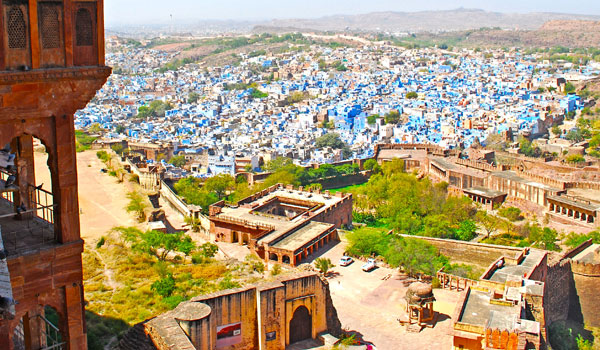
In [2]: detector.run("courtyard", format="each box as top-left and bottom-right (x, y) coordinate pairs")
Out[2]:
(316, 240), (461, 350)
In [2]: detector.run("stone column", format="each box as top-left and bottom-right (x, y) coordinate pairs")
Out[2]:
(12, 135), (36, 216)
(63, 284), (87, 350)
(52, 114), (81, 244)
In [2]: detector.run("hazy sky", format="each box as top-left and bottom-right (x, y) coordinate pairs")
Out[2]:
(105, 0), (600, 26)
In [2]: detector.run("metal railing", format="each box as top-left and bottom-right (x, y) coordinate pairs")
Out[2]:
(39, 314), (65, 350)
(28, 184), (54, 224)
(0, 169), (55, 224)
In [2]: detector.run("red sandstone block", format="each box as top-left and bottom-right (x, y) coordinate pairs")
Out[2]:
(3, 91), (39, 109)
(23, 278), (53, 298)
(10, 83), (39, 93)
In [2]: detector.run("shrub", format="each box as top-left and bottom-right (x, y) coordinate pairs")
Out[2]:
(151, 275), (176, 297)
(218, 276), (241, 290)
(314, 257), (335, 275)
(129, 174), (140, 183)
(564, 231), (600, 248)
(245, 254), (265, 273)
(566, 154), (585, 163)
(198, 242), (219, 258)
(96, 236), (106, 249)
(498, 207), (523, 222)
(270, 264), (282, 276)
(162, 295), (185, 309)
(96, 150), (110, 163)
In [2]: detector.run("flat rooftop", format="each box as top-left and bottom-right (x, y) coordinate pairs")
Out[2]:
(271, 221), (334, 252)
(487, 249), (546, 284)
(216, 188), (347, 246)
(547, 195), (600, 212)
(459, 289), (519, 327)
(464, 187), (507, 199)
(567, 188), (600, 204)
(492, 171), (561, 192)
(431, 157), (488, 178)
(572, 244), (600, 264)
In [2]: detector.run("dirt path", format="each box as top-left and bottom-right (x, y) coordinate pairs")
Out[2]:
(34, 150), (138, 241)
(92, 249), (120, 291)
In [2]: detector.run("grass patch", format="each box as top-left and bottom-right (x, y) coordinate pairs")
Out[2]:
(75, 130), (97, 152)
(481, 233), (530, 247)
(329, 182), (368, 194)
(83, 232), (283, 349)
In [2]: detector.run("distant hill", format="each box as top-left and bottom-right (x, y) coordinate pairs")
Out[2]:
(256, 8), (600, 33)
(432, 20), (600, 48)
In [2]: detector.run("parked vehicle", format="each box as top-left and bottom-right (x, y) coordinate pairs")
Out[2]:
(339, 256), (354, 266)
(362, 258), (377, 272)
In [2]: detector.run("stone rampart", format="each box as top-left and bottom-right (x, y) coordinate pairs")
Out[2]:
(399, 235), (524, 268)
(544, 259), (572, 325)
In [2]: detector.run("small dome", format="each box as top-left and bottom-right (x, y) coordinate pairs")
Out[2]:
(408, 282), (433, 297)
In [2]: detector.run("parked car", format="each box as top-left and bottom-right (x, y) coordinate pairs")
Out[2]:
(362, 258), (377, 272)
(339, 256), (354, 266)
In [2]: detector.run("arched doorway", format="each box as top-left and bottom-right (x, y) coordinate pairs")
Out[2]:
(232, 231), (238, 243)
(289, 306), (312, 344)
(282, 255), (291, 265)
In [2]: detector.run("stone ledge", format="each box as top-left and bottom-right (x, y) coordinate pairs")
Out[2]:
(0, 67), (112, 85)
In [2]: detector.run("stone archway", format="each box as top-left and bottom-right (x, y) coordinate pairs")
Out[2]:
(289, 306), (312, 344)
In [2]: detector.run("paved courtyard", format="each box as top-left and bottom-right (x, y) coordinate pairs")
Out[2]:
(314, 241), (461, 350)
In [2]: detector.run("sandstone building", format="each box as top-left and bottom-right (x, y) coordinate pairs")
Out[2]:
(117, 273), (342, 350)
(209, 184), (352, 267)
(375, 144), (600, 229)
(0, 0), (110, 349)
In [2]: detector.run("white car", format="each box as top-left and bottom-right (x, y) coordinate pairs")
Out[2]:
(362, 258), (377, 272)
(339, 256), (354, 266)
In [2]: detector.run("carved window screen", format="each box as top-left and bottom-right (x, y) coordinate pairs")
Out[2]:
(39, 3), (61, 49)
(7, 6), (26, 49)
(75, 8), (93, 46)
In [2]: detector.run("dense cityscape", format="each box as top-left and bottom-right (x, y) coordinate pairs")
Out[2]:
(75, 35), (595, 179)
(2, 2), (600, 350)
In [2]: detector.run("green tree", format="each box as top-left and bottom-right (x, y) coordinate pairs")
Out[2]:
(529, 224), (559, 251)
(198, 242), (219, 258)
(88, 123), (103, 134)
(566, 154), (585, 163)
(519, 137), (542, 157)
(476, 211), (500, 238)
(406, 91), (418, 99)
(204, 174), (235, 199)
(564, 82), (576, 94)
(551, 125), (561, 137)
(564, 231), (600, 248)
(367, 114), (379, 125)
(188, 92), (200, 104)
(115, 125), (126, 134)
(314, 257), (335, 276)
(169, 155), (187, 167)
(315, 132), (346, 149)
(386, 237), (448, 277)
(111, 144), (124, 156)
(384, 110), (401, 124)
(249, 88), (268, 99)
(264, 157), (293, 171)
(455, 220), (477, 241)
(125, 191), (148, 222)
(363, 159), (378, 171)
(137, 105), (151, 119)
(151, 275), (176, 297)
(498, 207), (523, 222)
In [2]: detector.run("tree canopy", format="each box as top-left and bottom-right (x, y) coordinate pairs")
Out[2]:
(315, 133), (352, 159)
(349, 159), (476, 240)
